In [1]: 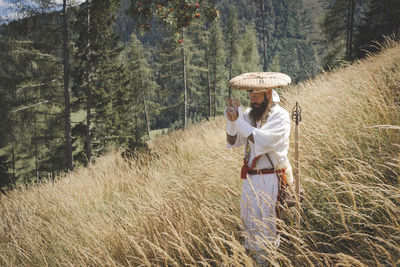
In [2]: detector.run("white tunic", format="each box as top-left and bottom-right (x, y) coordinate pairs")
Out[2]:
(226, 104), (291, 251)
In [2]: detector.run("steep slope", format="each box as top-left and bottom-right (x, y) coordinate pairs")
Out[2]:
(0, 40), (399, 266)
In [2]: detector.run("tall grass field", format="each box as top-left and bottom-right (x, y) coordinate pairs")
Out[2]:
(1, 40), (400, 266)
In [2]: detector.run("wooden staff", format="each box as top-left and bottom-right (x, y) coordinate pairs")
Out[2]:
(291, 102), (302, 227)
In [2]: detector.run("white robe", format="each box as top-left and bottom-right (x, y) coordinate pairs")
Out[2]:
(226, 104), (291, 251)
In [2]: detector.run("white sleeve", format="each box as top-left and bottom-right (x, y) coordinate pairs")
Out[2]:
(234, 106), (254, 137)
(225, 106), (246, 148)
(224, 107), (237, 135)
(226, 132), (246, 148)
(252, 110), (290, 156)
(226, 121), (237, 136)
(234, 107), (290, 156)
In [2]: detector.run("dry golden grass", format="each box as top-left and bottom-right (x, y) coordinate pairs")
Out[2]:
(1, 40), (400, 266)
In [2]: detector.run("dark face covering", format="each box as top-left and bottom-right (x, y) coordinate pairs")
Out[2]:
(249, 100), (268, 123)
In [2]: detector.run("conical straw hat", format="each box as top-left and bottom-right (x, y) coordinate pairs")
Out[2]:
(228, 72), (291, 91)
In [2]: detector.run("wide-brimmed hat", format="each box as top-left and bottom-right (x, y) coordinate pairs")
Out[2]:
(227, 72), (291, 91)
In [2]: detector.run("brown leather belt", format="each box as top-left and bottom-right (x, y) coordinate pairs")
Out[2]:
(247, 168), (275, 175)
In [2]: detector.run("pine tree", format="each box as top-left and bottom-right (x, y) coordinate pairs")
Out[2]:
(208, 19), (226, 117)
(9, 0), (74, 174)
(182, 28), (188, 129)
(72, 0), (125, 164)
(269, 53), (281, 72)
(240, 23), (261, 72)
(0, 35), (15, 186)
(257, 0), (274, 71)
(354, 0), (400, 58)
(185, 18), (210, 124)
(62, 0), (73, 171)
(321, 0), (359, 65)
(118, 33), (157, 148)
(205, 24), (212, 119)
(267, 0), (317, 81)
(1, 12), (67, 182)
(153, 26), (184, 130)
(226, 4), (241, 98)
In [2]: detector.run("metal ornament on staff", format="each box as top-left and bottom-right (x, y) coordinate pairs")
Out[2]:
(291, 101), (302, 227)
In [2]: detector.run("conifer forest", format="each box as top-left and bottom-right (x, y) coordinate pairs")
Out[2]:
(0, 0), (399, 189)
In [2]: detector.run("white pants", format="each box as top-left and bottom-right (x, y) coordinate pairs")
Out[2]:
(240, 173), (279, 251)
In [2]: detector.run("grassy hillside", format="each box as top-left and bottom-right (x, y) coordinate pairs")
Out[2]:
(1, 40), (399, 266)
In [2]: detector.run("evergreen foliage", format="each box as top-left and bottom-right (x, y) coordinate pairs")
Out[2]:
(225, 4), (241, 83)
(0, 35), (14, 152)
(118, 33), (158, 147)
(354, 0), (400, 58)
(220, 0), (318, 82)
(321, 0), (359, 66)
(152, 26), (184, 130)
(240, 23), (261, 72)
(72, 0), (126, 164)
(126, 0), (220, 33)
(266, 0), (318, 81)
(208, 18), (226, 116)
(185, 19), (210, 123)
(0, 37), (13, 184)
(0, 12), (67, 183)
(320, 0), (399, 65)
(0, 155), (11, 190)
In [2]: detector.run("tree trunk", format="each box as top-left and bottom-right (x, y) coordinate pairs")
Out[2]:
(85, 0), (92, 164)
(34, 108), (39, 179)
(346, 0), (355, 60)
(212, 40), (217, 118)
(63, 0), (73, 171)
(11, 129), (15, 183)
(261, 0), (267, 71)
(348, 0), (355, 60)
(142, 91), (151, 140)
(205, 27), (211, 120)
(346, 0), (350, 60)
(228, 57), (232, 99)
(182, 29), (187, 129)
(50, 142), (55, 180)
